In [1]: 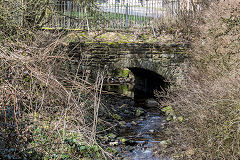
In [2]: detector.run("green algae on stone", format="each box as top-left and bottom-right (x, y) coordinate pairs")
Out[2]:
(64, 32), (89, 43)
(117, 68), (130, 78)
(113, 114), (122, 120)
(97, 32), (135, 43)
(107, 133), (117, 139)
(119, 85), (128, 94)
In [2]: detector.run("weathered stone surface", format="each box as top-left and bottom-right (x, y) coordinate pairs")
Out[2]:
(69, 42), (189, 84)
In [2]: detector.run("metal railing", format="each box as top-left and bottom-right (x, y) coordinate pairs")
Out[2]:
(45, 0), (180, 29)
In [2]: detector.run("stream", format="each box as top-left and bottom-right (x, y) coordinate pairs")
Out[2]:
(102, 83), (169, 160)
(120, 110), (167, 160)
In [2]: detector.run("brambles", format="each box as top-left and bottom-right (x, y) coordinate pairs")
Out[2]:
(158, 0), (240, 159)
(0, 1), (108, 158)
(0, 29), (108, 159)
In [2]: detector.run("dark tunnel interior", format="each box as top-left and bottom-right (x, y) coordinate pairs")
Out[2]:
(129, 67), (169, 104)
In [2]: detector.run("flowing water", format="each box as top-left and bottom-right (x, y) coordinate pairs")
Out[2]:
(103, 83), (169, 160)
(120, 110), (167, 160)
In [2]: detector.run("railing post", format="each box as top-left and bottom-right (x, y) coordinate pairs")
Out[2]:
(125, 3), (129, 28)
(67, 1), (70, 28)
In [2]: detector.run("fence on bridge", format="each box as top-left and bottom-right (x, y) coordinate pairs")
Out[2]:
(45, 0), (181, 29)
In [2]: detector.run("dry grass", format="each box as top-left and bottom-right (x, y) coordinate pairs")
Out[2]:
(152, 0), (218, 41)
(0, 0), (112, 159)
(158, 0), (240, 159)
(0, 30), (109, 159)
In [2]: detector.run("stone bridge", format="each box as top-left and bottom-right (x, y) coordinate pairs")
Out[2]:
(69, 42), (188, 84)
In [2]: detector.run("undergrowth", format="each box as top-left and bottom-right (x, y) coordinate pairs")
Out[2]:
(0, 1), (110, 159)
(0, 29), (110, 159)
(158, 0), (240, 159)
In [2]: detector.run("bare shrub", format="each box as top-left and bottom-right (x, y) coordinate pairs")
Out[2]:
(153, 0), (219, 40)
(158, 0), (240, 159)
(0, 1), (114, 159)
(0, 28), (109, 159)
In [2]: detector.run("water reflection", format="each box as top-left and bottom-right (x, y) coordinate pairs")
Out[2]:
(103, 83), (134, 98)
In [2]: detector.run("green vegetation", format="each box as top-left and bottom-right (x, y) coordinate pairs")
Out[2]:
(97, 32), (135, 43)
(117, 69), (130, 78)
(161, 106), (183, 122)
(112, 114), (122, 121)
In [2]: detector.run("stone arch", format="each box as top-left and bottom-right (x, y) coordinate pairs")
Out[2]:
(128, 67), (169, 104)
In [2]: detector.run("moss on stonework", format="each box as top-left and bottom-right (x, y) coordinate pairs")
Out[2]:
(119, 85), (128, 94)
(140, 34), (158, 43)
(97, 32), (135, 43)
(64, 32), (89, 43)
(177, 51), (186, 54)
(99, 41), (118, 45)
(0, 34), (3, 43)
(118, 69), (130, 78)
(64, 31), (182, 46)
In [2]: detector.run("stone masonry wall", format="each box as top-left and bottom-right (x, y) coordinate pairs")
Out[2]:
(69, 42), (189, 83)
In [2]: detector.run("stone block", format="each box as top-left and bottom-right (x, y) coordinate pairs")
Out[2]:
(70, 42), (188, 84)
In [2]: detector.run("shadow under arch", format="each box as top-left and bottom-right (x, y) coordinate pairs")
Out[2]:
(128, 67), (169, 105)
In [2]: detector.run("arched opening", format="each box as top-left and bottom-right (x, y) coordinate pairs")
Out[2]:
(103, 67), (169, 106)
(103, 68), (135, 98)
(129, 67), (169, 105)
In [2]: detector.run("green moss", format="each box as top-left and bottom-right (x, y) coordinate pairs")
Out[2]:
(98, 33), (108, 39)
(176, 51), (186, 54)
(118, 69), (130, 77)
(107, 133), (117, 139)
(146, 38), (158, 43)
(137, 34), (159, 43)
(136, 108), (144, 117)
(106, 147), (117, 154)
(96, 32), (135, 43)
(119, 137), (128, 143)
(99, 41), (117, 45)
(41, 27), (83, 31)
(112, 114), (121, 120)
(118, 33), (131, 41)
(80, 32), (87, 38)
(141, 34), (149, 40)
(119, 85), (128, 94)
(85, 41), (96, 44)
(178, 116), (184, 122)
(161, 106), (183, 122)
(85, 41), (118, 45)
(22, 52), (28, 56)
(0, 34), (3, 43)
(65, 34), (80, 43)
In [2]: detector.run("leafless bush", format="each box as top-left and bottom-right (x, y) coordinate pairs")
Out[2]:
(0, 1), (112, 158)
(0, 29), (108, 159)
(153, 0), (219, 40)
(158, 0), (240, 159)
